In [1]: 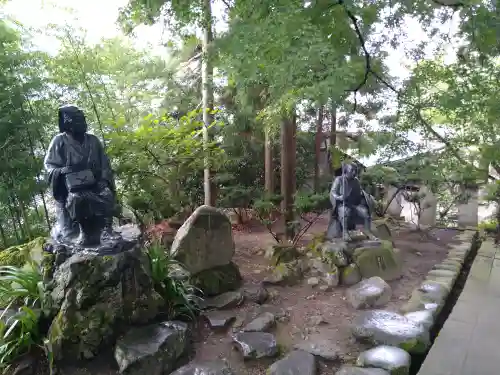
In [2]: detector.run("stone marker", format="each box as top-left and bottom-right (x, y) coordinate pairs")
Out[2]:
(232, 331), (278, 359)
(114, 321), (188, 375)
(353, 241), (402, 281)
(267, 350), (316, 375)
(351, 310), (430, 353)
(170, 205), (235, 274)
(346, 276), (392, 309)
(170, 361), (235, 375)
(356, 345), (411, 375)
(336, 366), (390, 375)
(200, 290), (244, 310)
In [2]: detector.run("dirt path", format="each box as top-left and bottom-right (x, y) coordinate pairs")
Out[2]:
(191, 216), (460, 375)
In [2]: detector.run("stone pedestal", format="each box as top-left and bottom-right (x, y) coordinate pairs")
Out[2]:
(43, 225), (162, 361)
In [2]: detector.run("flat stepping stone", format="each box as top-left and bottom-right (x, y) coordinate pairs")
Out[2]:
(114, 321), (188, 375)
(336, 365), (390, 375)
(242, 312), (276, 332)
(346, 276), (392, 309)
(293, 337), (340, 361)
(200, 291), (244, 310)
(170, 361), (235, 375)
(351, 310), (430, 354)
(232, 331), (278, 359)
(202, 311), (236, 330)
(267, 350), (316, 375)
(357, 345), (411, 375)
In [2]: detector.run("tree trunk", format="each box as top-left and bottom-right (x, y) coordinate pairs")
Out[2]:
(329, 101), (337, 174)
(8, 202), (21, 242)
(202, 0), (215, 206)
(264, 125), (274, 195)
(19, 199), (32, 241)
(0, 221), (7, 248)
(281, 114), (297, 241)
(314, 105), (324, 192)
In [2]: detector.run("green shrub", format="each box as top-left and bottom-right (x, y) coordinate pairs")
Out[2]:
(0, 264), (48, 370)
(479, 219), (497, 233)
(146, 241), (202, 321)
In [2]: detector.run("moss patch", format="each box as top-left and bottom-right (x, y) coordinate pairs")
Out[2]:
(190, 262), (242, 297)
(0, 237), (47, 267)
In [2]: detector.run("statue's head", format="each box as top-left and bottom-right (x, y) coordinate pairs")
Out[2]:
(343, 163), (358, 180)
(58, 105), (88, 135)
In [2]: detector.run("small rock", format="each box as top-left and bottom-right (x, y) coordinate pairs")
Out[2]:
(202, 311), (236, 330)
(294, 337), (340, 361)
(341, 264), (362, 286)
(319, 285), (332, 292)
(336, 365), (390, 375)
(232, 331), (278, 359)
(351, 310), (430, 354)
(346, 276), (392, 309)
(170, 361), (235, 375)
(356, 345), (411, 374)
(308, 315), (328, 326)
(242, 312), (276, 332)
(114, 321), (188, 375)
(267, 350), (316, 375)
(416, 251), (422, 256)
(201, 291), (244, 310)
(307, 277), (320, 287)
(242, 284), (269, 304)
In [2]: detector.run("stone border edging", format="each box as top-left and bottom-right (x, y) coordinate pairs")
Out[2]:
(399, 230), (480, 319)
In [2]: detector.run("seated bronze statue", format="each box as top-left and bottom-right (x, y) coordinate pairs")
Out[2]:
(326, 163), (376, 241)
(44, 105), (120, 246)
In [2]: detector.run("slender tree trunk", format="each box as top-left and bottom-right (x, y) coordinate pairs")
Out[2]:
(25, 129), (51, 230)
(202, 0), (215, 206)
(314, 105), (324, 192)
(264, 126), (274, 195)
(281, 114), (297, 241)
(32, 196), (41, 220)
(8, 202), (21, 242)
(19, 199), (32, 240)
(329, 101), (337, 174)
(0, 222), (6, 248)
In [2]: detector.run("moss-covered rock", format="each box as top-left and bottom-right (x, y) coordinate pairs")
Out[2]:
(0, 237), (47, 267)
(340, 263), (362, 286)
(190, 262), (242, 297)
(45, 244), (162, 361)
(263, 259), (308, 286)
(353, 240), (402, 281)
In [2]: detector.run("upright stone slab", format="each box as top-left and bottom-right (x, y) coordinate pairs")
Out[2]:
(170, 205), (242, 295)
(171, 205), (235, 273)
(353, 240), (402, 281)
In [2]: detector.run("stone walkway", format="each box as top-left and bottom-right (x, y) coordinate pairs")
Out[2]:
(418, 239), (500, 375)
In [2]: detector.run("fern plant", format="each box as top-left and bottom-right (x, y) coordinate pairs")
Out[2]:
(146, 241), (202, 321)
(0, 264), (45, 370)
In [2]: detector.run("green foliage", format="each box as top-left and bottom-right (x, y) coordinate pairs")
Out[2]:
(0, 264), (48, 370)
(108, 110), (224, 220)
(145, 241), (201, 321)
(252, 190), (330, 245)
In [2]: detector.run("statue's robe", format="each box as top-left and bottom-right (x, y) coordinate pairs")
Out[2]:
(326, 176), (374, 239)
(44, 133), (115, 224)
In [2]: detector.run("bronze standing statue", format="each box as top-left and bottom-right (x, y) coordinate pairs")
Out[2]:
(44, 105), (120, 247)
(326, 162), (376, 241)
